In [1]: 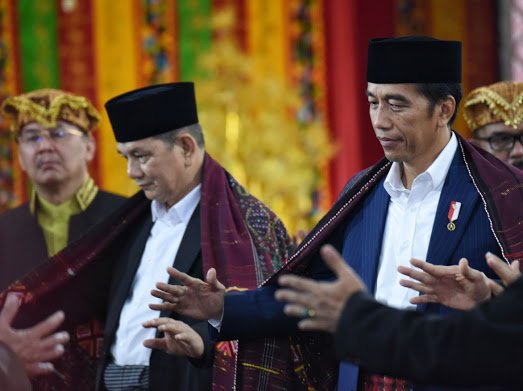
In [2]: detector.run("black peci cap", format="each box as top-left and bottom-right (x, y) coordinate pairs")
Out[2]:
(105, 82), (199, 142)
(367, 36), (462, 84)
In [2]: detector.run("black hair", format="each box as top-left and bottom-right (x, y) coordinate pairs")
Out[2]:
(415, 83), (462, 125)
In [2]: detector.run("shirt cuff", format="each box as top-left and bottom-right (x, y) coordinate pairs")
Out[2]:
(208, 307), (224, 332)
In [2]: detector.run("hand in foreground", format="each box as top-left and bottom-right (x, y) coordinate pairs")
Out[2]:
(485, 252), (521, 295)
(150, 267), (226, 320)
(143, 318), (204, 358)
(0, 293), (69, 376)
(398, 258), (491, 310)
(275, 244), (366, 333)
(398, 252), (521, 310)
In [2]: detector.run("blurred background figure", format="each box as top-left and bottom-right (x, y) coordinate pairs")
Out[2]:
(0, 89), (125, 290)
(464, 81), (523, 169)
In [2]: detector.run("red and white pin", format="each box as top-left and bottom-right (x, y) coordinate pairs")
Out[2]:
(447, 201), (461, 231)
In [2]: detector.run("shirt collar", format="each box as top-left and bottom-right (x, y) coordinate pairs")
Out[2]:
(37, 194), (81, 220)
(151, 184), (201, 226)
(384, 132), (458, 197)
(30, 175), (98, 215)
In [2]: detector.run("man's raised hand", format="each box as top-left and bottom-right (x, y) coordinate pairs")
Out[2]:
(398, 258), (491, 310)
(143, 318), (204, 358)
(0, 293), (69, 376)
(275, 244), (367, 333)
(150, 267), (226, 320)
(485, 252), (521, 295)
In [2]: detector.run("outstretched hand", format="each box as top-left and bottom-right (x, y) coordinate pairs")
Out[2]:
(275, 244), (366, 333)
(150, 267), (226, 320)
(398, 258), (491, 310)
(0, 293), (69, 376)
(143, 318), (204, 358)
(485, 252), (521, 295)
(398, 252), (522, 310)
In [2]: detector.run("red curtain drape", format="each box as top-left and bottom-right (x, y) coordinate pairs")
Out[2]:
(324, 0), (395, 197)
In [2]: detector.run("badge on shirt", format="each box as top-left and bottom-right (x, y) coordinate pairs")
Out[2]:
(447, 201), (461, 231)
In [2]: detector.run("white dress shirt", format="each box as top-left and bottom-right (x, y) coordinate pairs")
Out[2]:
(111, 185), (201, 366)
(374, 133), (457, 309)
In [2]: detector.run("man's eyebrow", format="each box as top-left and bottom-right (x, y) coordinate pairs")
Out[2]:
(126, 147), (149, 156)
(116, 147), (133, 156)
(20, 126), (40, 131)
(383, 93), (410, 103)
(365, 91), (410, 104)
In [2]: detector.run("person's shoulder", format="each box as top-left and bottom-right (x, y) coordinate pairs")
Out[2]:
(0, 204), (33, 243)
(0, 203), (30, 224)
(347, 167), (374, 186)
(92, 190), (150, 223)
(337, 161), (388, 200)
(77, 190), (128, 222)
(94, 190), (127, 206)
(96, 189), (127, 200)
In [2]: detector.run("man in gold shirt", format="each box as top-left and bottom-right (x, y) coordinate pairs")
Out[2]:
(463, 81), (523, 169)
(0, 89), (126, 290)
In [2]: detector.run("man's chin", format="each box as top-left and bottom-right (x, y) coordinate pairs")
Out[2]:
(142, 189), (157, 200)
(511, 160), (523, 170)
(383, 152), (405, 163)
(34, 173), (64, 186)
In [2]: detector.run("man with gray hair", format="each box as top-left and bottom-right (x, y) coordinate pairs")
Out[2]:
(7, 82), (299, 391)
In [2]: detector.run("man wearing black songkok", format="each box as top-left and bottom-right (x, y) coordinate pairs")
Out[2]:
(2, 82), (299, 391)
(152, 37), (523, 391)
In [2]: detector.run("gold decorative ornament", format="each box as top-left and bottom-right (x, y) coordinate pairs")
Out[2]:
(463, 81), (523, 131)
(1, 89), (100, 134)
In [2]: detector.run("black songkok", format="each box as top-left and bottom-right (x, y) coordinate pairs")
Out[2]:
(105, 82), (199, 142)
(367, 36), (462, 83)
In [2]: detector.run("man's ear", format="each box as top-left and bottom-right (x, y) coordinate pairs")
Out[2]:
(438, 95), (456, 127)
(177, 133), (197, 157)
(84, 134), (96, 162)
(17, 150), (27, 172)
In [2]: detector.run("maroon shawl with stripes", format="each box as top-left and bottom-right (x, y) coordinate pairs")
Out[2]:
(200, 154), (299, 390)
(0, 153), (299, 390)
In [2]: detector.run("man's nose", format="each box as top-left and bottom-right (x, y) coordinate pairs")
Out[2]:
(510, 136), (523, 157)
(35, 135), (54, 150)
(127, 159), (143, 179)
(372, 105), (392, 130)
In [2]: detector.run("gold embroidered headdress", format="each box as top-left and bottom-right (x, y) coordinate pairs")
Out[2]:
(0, 89), (100, 133)
(463, 81), (523, 131)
